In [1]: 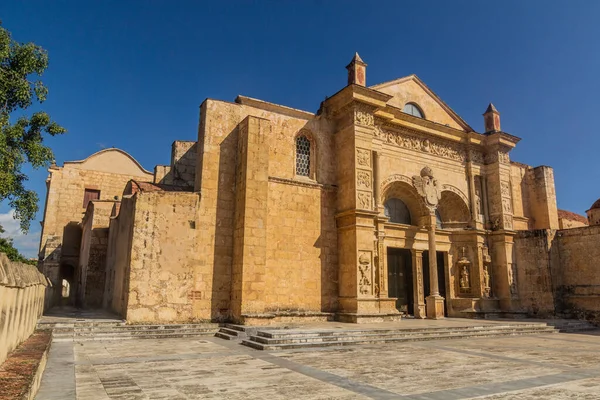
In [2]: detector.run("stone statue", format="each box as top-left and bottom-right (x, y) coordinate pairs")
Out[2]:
(412, 166), (441, 212)
(483, 265), (490, 289)
(460, 265), (470, 290)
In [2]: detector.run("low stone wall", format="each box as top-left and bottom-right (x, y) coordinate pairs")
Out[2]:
(0, 253), (48, 365)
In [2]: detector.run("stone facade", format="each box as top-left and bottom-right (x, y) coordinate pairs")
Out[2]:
(38, 148), (154, 308)
(39, 54), (600, 325)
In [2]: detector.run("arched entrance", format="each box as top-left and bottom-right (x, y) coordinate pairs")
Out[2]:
(59, 263), (76, 306)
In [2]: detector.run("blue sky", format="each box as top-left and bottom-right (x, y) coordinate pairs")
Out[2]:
(1, 1), (600, 257)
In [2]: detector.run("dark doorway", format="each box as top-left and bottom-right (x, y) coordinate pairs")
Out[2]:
(59, 264), (76, 306)
(422, 251), (447, 316)
(387, 248), (413, 314)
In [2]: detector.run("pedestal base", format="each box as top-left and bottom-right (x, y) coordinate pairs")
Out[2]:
(426, 295), (445, 319)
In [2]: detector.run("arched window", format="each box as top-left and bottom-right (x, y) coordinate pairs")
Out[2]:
(403, 103), (424, 118)
(384, 198), (412, 224)
(436, 209), (443, 229)
(295, 135), (311, 177)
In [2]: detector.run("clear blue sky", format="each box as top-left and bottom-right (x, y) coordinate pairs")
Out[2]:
(2, 1), (600, 256)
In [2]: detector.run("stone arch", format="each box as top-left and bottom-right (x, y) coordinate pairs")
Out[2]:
(381, 176), (428, 225)
(437, 190), (470, 229)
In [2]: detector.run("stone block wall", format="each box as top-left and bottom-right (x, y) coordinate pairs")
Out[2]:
(154, 141), (197, 188)
(123, 190), (200, 323)
(513, 230), (556, 316)
(0, 253), (47, 365)
(514, 226), (600, 324)
(551, 225), (600, 323)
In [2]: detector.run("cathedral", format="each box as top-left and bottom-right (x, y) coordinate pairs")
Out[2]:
(38, 54), (598, 325)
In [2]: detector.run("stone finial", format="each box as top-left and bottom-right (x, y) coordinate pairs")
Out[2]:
(483, 103), (501, 133)
(346, 52), (367, 87)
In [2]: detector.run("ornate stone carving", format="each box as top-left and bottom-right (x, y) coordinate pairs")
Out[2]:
(357, 170), (371, 189)
(413, 167), (441, 212)
(502, 198), (512, 213)
(500, 182), (511, 198)
(374, 124), (467, 162)
(509, 263), (518, 297)
(469, 149), (484, 164)
(503, 214), (513, 230)
(358, 252), (372, 295)
(357, 191), (371, 209)
(482, 245), (492, 298)
(380, 174), (412, 191)
(354, 105), (374, 126)
(356, 148), (370, 167)
(485, 151), (510, 164)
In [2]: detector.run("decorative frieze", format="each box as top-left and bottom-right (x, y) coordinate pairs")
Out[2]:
(485, 150), (510, 164)
(374, 124), (467, 163)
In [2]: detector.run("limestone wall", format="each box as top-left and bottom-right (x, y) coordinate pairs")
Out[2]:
(0, 253), (47, 365)
(195, 98), (335, 321)
(514, 226), (600, 324)
(551, 226), (600, 323)
(124, 191), (199, 323)
(154, 141), (197, 188)
(513, 230), (555, 316)
(38, 149), (153, 308)
(77, 201), (114, 308)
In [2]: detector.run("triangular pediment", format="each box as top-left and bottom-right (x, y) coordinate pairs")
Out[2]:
(370, 75), (472, 132)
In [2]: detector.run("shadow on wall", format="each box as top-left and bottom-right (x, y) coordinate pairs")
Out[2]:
(210, 126), (238, 321)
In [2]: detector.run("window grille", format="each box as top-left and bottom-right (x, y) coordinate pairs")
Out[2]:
(296, 136), (311, 177)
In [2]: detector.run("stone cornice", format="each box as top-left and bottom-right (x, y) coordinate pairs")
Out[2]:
(268, 176), (337, 191)
(321, 85), (393, 116)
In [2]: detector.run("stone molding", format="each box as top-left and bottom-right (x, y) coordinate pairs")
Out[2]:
(268, 176), (336, 191)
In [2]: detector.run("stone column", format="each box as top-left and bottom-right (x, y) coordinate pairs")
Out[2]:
(373, 151), (381, 212)
(425, 213), (445, 319)
(411, 249), (425, 318)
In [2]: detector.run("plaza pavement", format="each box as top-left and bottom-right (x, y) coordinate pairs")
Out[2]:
(34, 326), (600, 400)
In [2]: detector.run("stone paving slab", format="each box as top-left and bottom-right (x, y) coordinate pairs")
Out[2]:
(34, 328), (600, 399)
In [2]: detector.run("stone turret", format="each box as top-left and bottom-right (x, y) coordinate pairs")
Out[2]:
(346, 52), (367, 87)
(483, 103), (501, 133)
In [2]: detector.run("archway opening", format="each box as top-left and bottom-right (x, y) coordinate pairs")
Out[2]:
(437, 191), (470, 229)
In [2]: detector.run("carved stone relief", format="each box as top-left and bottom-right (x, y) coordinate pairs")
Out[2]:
(357, 191), (372, 210)
(356, 148), (370, 167)
(413, 166), (441, 213)
(502, 198), (512, 213)
(509, 263), (518, 297)
(358, 251), (373, 295)
(503, 214), (513, 230)
(354, 105), (374, 127)
(485, 151), (510, 164)
(469, 150), (484, 164)
(374, 124), (467, 162)
(357, 170), (372, 189)
(500, 182), (511, 198)
(482, 245), (492, 298)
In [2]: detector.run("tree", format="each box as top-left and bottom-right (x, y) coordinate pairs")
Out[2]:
(0, 22), (66, 233)
(0, 225), (35, 264)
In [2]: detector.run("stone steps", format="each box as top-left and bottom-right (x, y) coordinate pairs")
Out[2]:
(214, 324), (258, 341)
(38, 320), (220, 342)
(240, 324), (561, 351)
(547, 320), (598, 333)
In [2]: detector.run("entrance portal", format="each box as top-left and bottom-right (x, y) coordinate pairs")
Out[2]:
(387, 248), (413, 314)
(423, 251), (447, 316)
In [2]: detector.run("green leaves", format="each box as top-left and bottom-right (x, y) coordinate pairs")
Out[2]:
(0, 23), (66, 233)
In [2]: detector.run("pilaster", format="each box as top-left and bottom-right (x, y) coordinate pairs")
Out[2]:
(231, 116), (270, 321)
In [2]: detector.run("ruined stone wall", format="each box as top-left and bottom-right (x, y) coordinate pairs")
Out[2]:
(513, 230), (556, 317)
(551, 226), (600, 323)
(154, 141), (197, 188)
(0, 253), (47, 365)
(39, 151), (152, 308)
(78, 201), (114, 308)
(108, 196), (136, 317)
(124, 191), (199, 323)
(195, 98), (335, 320)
